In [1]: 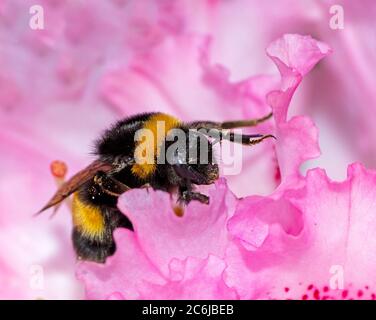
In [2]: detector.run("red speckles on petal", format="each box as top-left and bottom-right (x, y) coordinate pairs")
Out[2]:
(274, 166), (281, 185)
(280, 283), (376, 300)
(273, 152), (281, 185)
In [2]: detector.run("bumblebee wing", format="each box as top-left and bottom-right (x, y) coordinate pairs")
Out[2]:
(36, 160), (112, 215)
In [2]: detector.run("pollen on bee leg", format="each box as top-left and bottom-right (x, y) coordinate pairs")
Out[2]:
(173, 205), (184, 217)
(170, 192), (184, 217)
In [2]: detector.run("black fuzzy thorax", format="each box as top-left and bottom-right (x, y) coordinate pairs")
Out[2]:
(95, 112), (156, 162)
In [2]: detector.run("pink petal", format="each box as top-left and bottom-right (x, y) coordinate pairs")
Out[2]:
(78, 231), (237, 300)
(226, 163), (376, 300)
(266, 34), (331, 184)
(77, 179), (240, 299)
(117, 179), (236, 276)
(139, 256), (238, 299)
(76, 230), (166, 300)
(274, 116), (321, 186)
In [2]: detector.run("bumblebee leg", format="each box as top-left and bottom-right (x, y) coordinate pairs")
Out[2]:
(181, 190), (209, 204)
(220, 112), (273, 129)
(188, 112), (273, 130)
(220, 132), (276, 146)
(91, 172), (134, 230)
(204, 130), (275, 146)
(179, 188), (209, 205)
(93, 171), (130, 197)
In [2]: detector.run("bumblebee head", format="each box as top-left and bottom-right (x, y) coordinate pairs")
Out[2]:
(163, 129), (219, 185)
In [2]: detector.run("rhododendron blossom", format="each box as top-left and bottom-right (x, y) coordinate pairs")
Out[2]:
(1, 0), (376, 301)
(77, 34), (376, 300)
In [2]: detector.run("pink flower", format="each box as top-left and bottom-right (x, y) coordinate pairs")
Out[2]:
(180, 0), (376, 175)
(77, 34), (376, 300)
(222, 34), (376, 300)
(227, 163), (376, 300)
(1, 1), (376, 300)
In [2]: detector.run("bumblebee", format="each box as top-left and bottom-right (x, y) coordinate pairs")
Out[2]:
(38, 112), (274, 263)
